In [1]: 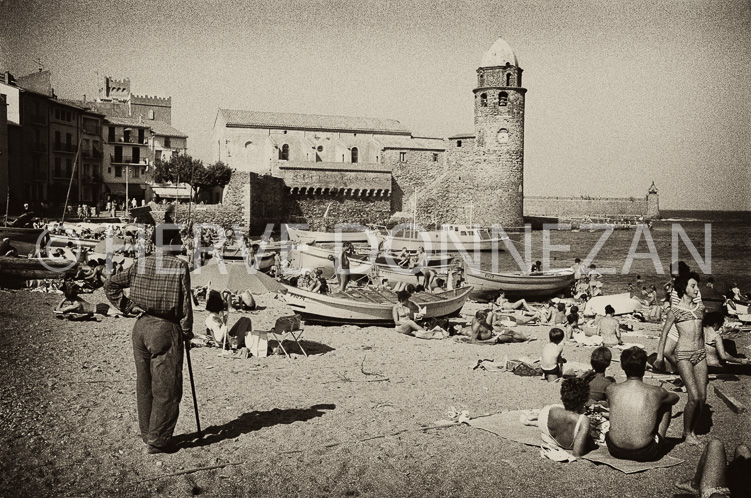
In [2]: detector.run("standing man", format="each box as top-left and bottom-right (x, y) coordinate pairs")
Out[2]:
(104, 224), (193, 454)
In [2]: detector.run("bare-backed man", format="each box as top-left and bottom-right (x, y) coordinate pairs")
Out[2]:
(605, 346), (679, 462)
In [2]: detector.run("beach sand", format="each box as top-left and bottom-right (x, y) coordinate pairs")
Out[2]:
(1, 288), (750, 496)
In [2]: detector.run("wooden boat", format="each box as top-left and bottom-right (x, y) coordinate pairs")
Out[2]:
(0, 255), (78, 282)
(288, 244), (373, 279)
(285, 225), (380, 245)
(463, 268), (576, 302)
(350, 251), (454, 267)
(380, 224), (510, 253)
(49, 234), (101, 249)
(371, 263), (454, 286)
(207, 250), (275, 273)
(281, 285), (473, 325)
(0, 226), (48, 245)
(584, 293), (643, 317)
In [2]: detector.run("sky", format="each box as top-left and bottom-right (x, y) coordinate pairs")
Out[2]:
(1, 0), (749, 210)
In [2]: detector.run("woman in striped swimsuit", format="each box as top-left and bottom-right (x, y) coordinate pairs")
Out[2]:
(656, 271), (707, 445)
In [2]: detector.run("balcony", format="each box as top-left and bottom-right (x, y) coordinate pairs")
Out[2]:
(110, 154), (149, 165)
(53, 143), (78, 153)
(82, 126), (101, 135)
(112, 137), (149, 145)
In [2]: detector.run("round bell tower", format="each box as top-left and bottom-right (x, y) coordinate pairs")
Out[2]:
(473, 38), (526, 227)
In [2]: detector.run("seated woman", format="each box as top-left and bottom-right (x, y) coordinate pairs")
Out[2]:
(392, 290), (425, 336)
(55, 279), (110, 316)
(596, 305), (623, 347)
(494, 290), (534, 313)
(704, 311), (750, 372)
(204, 290), (250, 349)
(537, 377), (595, 456)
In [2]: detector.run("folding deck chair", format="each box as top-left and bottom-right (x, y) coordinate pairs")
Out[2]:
(269, 314), (307, 358)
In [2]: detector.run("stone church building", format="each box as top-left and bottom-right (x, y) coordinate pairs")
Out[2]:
(213, 38), (656, 233)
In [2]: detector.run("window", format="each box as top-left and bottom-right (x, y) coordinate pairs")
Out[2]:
(164, 137), (171, 148)
(155, 150), (162, 161)
(132, 165), (140, 178)
(497, 128), (509, 144)
(132, 147), (140, 164)
(55, 131), (61, 148)
(351, 147), (358, 163)
(317, 145), (323, 152)
(66, 133), (72, 148)
(498, 92), (508, 106)
(432, 153), (438, 162)
(114, 145), (123, 163)
(138, 128), (145, 144)
(108, 127), (115, 142)
(480, 93), (487, 107)
(66, 111), (71, 121)
(123, 129), (131, 143)
(115, 165), (122, 177)
(506, 73), (511, 86)
(65, 158), (72, 177)
(54, 157), (62, 177)
(456, 140), (462, 147)
(148, 110), (155, 120)
(280, 144), (289, 160)
(55, 109), (60, 120)
(399, 151), (406, 162)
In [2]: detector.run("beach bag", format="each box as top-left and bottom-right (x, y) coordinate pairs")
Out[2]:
(246, 330), (269, 358)
(511, 362), (543, 377)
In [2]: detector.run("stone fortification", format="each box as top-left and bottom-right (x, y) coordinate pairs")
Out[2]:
(524, 193), (658, 219)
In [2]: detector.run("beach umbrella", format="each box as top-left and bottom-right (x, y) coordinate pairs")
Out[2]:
(190, 261), (286, 295)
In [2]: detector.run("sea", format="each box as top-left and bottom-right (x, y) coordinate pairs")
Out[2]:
(476, 210), (751, 297)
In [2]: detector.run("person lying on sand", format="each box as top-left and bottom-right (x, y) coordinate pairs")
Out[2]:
(494, 290), (534, 313)
(457, 310), (532, 344)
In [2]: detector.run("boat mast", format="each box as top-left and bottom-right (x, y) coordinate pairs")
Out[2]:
(413, 187), (417, 238)
(61, 132), (85, 223)
(4, 186), (9, 226)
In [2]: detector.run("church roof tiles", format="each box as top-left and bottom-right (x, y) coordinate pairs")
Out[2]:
(218, 109), (411, 135)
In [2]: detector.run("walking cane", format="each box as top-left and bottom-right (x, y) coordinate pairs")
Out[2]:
(184, 341), (202, 439)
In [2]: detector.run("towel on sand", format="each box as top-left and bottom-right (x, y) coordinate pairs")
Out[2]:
(466, 410), (683, 474)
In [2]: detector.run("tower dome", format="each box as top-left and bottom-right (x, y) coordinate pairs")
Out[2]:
(480, 38), (518, 68)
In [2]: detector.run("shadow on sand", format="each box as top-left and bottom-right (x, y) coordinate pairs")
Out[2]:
(175, 403), (336, 449)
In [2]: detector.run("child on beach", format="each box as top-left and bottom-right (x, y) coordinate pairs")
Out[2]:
(552, 302), (567, 326)
(587, 347), (615, 405)
(541, 328), (566, 382)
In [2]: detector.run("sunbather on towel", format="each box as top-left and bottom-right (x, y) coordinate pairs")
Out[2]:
(537, 377), (595, 457)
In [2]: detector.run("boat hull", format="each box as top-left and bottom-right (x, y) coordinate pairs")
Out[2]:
(464, 269), (576, 301)
(0, 227), (47, 245)
(289, 245), (373, 278)
(584, 293), (643, 316)
(286, 226), (379, 245)
(0, 256), (77, 282)
(281, 285), (473, 325)
(372, 263), (453, 286)
(381, 233), (509, 253)
(49, 234), (100, 249)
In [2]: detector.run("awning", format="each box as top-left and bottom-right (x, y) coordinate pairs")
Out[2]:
(152, 186), (192, 199)
(105, 183), (127, 194)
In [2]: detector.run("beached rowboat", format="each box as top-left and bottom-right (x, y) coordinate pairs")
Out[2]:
(0, 226), (48, 245)
(289, 245), (374, 278)
(584, 293), (643, 317)
(285, 226), (380, 245)
(0, 256), (77, 282)
(463, 268), (575, 302)
(281, 285), (473, 325)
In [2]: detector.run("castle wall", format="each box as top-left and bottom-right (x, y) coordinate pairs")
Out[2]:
(524, 196), (653, 218)
(131, 95), (172, 124)
(285, 193), (391, 231)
